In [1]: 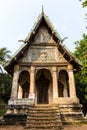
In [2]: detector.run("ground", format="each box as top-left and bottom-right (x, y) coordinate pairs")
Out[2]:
(0, 125), (87, 130)
(64, 125), (87, 130)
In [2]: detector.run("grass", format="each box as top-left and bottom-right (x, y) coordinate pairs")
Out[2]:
(0, 108), (6, 116)
(0, 99), (6, 116)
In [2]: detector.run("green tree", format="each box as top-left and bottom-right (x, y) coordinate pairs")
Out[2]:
(82, 0), (87, 7)
(74, 34), (87, 105)
(0, 47), (12, 103)
(79, 0), (87, 7)
(0, 47), (11, 73)
(0, 73), (12, 103)
(0, 47), (11, 66)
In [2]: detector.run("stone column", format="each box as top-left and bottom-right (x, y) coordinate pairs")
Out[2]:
(52, 67), (58, 103)
(68, 65), (76, 98)
(11, 65), (19, 99)
(29, 66), (35, 95)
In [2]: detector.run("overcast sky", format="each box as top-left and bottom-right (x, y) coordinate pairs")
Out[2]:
(0, 0), (87, 54)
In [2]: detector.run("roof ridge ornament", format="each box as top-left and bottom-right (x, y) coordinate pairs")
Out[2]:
(42, 5), (44, 15)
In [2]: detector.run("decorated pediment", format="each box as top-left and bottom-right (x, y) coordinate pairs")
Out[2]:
(20, 46), (67, 63)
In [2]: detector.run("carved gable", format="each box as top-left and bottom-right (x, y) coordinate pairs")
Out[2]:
(20, 45), (67, 63)
(19, 23), (67, 63)
(33, 25), (51, 43)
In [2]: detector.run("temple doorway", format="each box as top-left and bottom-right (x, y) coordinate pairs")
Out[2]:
(36, 69), (52, 104)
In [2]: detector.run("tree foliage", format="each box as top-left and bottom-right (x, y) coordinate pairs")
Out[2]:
(0, 47), (11, 73)
(82, 0), (87, 7)
(0, 73), (12, 103)
(0, 47), (11, 66)
(74, 34), (87, 104)
(79, 0), (87, 20)
(0, 47), (12, 103)
(79, 0), (87, 7)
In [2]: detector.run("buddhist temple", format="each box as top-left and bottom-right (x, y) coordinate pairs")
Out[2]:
(3, 10), (85, 129)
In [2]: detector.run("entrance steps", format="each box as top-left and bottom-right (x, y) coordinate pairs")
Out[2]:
(25, 105), (63, 130)
(0, 104), (86, 128)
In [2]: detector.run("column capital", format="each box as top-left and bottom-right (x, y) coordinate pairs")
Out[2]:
(67, 64), (73, 70)
(14, 65), (20, 72)
(30, 66), (35, 72)
(52, 66), (57, 72)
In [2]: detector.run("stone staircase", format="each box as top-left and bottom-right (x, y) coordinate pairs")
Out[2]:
(25, 105), (63, 130)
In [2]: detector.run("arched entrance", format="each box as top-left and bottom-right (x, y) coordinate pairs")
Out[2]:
(58, 70), (69, 97)
(18, 71), (30, 99)
(36, 69), (52, 104)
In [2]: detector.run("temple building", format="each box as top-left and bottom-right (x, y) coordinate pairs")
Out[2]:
(4, 10), (85, 129)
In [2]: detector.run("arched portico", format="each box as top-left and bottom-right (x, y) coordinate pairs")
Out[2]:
(35, 69), (52, 104)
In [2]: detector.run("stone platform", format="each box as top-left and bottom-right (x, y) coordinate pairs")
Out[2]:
(0, 103), (87, 129)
